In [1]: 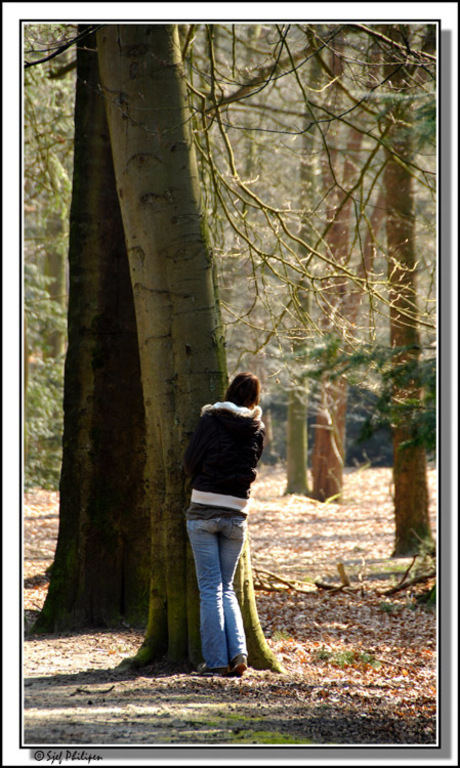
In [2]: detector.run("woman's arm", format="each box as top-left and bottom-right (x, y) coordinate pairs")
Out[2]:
(183, 414), (214, 476)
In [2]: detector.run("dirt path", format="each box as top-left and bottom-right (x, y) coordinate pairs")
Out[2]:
(23, 466), (437, 747)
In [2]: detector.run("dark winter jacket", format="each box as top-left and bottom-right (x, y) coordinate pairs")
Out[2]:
(183, 401), (265, 514)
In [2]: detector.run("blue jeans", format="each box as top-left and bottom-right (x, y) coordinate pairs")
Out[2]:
(187, 515), (248, 668)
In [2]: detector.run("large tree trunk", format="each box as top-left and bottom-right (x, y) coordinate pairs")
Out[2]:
(383, 27), (432, 557)
(35, 27), (150, 632)
(97, 24), (281, 671)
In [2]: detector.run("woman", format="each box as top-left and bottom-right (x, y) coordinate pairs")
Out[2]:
(183, 372), (265, 677)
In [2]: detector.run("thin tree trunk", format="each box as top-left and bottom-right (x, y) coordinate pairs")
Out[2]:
(23, 313), (29, 464)
(97, 24), (281, 671)
(35, 27), (150, 632)
(309, 35), (363, 502)
(383, 26), (432, 556)
(286, 385), (308, 494)
(285, 112), (316, 496)
(384, 147), (432, 555)
(311, 377), (348, 502)
(43, 213), (67, 359)
(309, 33), (384, 502)
(285, 38), (325, 497)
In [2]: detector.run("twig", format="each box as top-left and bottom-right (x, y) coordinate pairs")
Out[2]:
(24, 26), (104, 69)
(314, 579), (344, 592)
(395, 554), (418, 588)
(314, 580), (360, 594)
(253, 574), (286, 593)
(380, 569), (436, 596)
(253, 568), (313, 593)
(71, 685), (115, 696)
(337, 562), (351, 587)
(374, 657), (406, 668)
(255, 568), (298, 588)
(357, 556), (366, 595)
(25, 601), (43, 611)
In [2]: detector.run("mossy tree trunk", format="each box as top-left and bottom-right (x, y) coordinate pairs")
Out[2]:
(35, 27), (150, 632)
(97, 24), (281, 671)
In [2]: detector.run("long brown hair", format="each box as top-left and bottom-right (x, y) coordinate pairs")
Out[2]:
(225, 372), (261, 409)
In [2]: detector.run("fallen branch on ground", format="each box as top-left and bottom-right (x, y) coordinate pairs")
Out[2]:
(380, 569), (436, 596)
(71, 685), (115, 696)
(313, 580), (359, 593)
(254, 561), (436, 599)
(314, 579), (344, 592)
(315, 562), (358, 593)
(253, 568), (314, 593)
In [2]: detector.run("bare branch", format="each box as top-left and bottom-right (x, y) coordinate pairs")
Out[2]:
(24, 25), (104, 69)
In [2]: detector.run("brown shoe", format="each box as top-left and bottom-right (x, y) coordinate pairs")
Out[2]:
(229, 654), (248, 677)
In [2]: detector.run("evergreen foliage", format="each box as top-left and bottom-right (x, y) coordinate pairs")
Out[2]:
(305, 337), (436, 457)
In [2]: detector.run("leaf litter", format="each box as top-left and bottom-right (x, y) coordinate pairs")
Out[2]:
(23, 465), (437, 746)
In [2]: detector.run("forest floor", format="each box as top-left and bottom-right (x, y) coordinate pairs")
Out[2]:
(23, 465), (438, 748)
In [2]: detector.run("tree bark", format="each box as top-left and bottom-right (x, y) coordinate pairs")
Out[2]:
(43, 213), (67, 359)
(311, 377), (348, 502)
(384, 148), (432, 555)
(97, 24), (281, 671)
(23, 313), (29, 464)
(309, 34), (386, 502)
(284, 39), (323, 497)
(286, 385), (309, 494)
(383, 26), (433, 556)
(35, 27), (150, 632)
(285, 114), (316, 496)
(309, 37), (363, 502)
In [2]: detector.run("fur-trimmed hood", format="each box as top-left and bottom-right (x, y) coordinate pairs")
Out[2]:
(201, 401), (263, 421)
(201, 401), (264, 439)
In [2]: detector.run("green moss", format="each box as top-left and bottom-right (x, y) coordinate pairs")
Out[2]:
(199, 213), (211, 254)
(123, 588), (150, 628)
(219, 712), (261, 723)
(232, 730), (312, 744)
(379, 601), (402, 614)
(211, 712), (312, 744)
(312, 646), (381, 670)
(116, 644), (155, 672)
